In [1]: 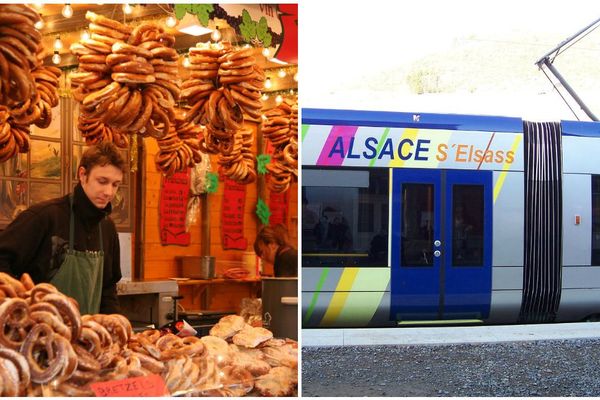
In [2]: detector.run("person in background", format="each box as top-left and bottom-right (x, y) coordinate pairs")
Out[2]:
(254, 224), (298, 277)
(0, 142), (126, 314)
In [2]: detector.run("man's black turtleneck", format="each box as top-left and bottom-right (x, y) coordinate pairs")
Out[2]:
(0, 183), (121, 313)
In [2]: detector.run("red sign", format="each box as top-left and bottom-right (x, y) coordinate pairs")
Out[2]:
(275, 4), (298, 64)
(91, 374), (167, 397)
(159, 170), (191, 246)
(269, 190), (288, 226)
(221, 177), (248, 250)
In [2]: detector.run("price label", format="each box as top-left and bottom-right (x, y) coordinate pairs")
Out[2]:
(90, 374), (167, 397)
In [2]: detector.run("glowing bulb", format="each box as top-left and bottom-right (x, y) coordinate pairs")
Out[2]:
(80, 29), (90, 41)
(52, 51), (61, 65)
(62, 3), (73, 18)
(34, 18), (44, 30)
(275, 95), (283, 104)
(183, 55), (190, 68)
(32, 2), (44, 10)
(244, 44), (251, 48)
(122, 3), (133, 15)
(53, 36), (63, 50)
(289, 89), (294, 95)
(261, 93), (269, 101)
(165, 15), (177, 28)
(278, 69), (286, 78)
(293, 72), (298, 82)
(262, 48), (270, 57)
(264, 77), (272, 89)
(211, 26), (221, 42)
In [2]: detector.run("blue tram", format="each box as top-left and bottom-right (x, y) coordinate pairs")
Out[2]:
(301, 108), (600, 327)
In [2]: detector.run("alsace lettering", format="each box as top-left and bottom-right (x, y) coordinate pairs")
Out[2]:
(328, 136), (515, 164)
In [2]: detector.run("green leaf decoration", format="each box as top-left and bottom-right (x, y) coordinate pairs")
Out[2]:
(257, 17), (272, 48)
(239, 9), (257, 41)
(256, 198), (271, 225)
(173, 4), (191, 20)
(173, 4), (213, 26)
(206, 172), (219, 194)
(256, 154), (271, 175)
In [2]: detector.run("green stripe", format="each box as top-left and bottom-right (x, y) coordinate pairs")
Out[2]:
(368, 127), (390, 167)
(301, 124), (310, 142)
(303, 267), (329, 325)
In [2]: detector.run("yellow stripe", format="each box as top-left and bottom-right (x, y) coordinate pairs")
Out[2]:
(321, 268), (359, 325)
(389, 128), (419, 168)
(493, 135), (522, 203)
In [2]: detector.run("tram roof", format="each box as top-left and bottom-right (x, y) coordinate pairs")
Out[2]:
(302, 108), (600, 138)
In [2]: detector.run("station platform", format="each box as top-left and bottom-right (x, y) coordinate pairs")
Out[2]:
(302, 322), (600, 347)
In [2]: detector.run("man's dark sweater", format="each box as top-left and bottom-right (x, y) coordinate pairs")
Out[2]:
(0, 183), (121, 313)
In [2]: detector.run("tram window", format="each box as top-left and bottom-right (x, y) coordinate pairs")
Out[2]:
(592, 176), (600, 265)
(401, 184), (434, 267)
(302, 168), (389, 267)
(452, 185), (484, 266)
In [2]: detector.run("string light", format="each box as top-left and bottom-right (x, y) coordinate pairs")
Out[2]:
(293, 72), (298, 82)
(264, 77), (272, 89)
(183, 55), (190, 68)
(123, 3), (133, 15)
(165, 15), (177, 28)
(32, 2), (44, 10)
(262, 48), (270, 57)
(211, 26), (221, 42)
(275, 94), (283, 104)
(52, 51), (61, 65)
(261, 93), (269, 101)
(34, 18), (44, 30)
(80, 29), (90, 41)
(278, 69), (287, 78)
(53, 35), (63, 50)
(61, 3), (73, 18)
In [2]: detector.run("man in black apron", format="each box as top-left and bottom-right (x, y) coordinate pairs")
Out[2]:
(0, 142), (126, 315)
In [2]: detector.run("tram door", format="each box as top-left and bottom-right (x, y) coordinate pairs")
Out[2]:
(390, 168), (493, 321)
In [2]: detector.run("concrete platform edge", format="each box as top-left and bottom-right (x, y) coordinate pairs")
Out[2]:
(302, 322), (600, 347)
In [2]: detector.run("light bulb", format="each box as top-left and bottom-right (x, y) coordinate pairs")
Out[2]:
(165, 15), (177, 28)
(275, 95), (283, 104)
(32, 2), (44, 10)
(52, 51), (61, 65)
(244, 44), (251, 48)
(264, 77), (272, 89)
(62, 3), (72, 18)
(183, 55), (190, 68)
(53, 36), (63, 50)
(278, 69), (286, 78)
(211, 26), (221, 42)
(289, 89), (294, 95)
(34, 18), (44, 30)
(293, 72), (298, 82)
(262, 48), (270, 57)
(81, 29), (90, 41)
(123, 3), (133, 15)
(261, 93), (269, 101)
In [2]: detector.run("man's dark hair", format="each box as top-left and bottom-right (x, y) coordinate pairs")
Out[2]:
(79, 142), (127, 175)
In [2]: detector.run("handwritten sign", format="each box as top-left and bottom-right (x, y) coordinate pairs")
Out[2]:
(221, 177), (248, 250)
(269, 190), (288, 226)
(91, 374), (167, 397)
(159, 169), (191, 246)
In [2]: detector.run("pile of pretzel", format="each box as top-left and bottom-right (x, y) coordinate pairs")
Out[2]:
(154, 108), (204, 176)
(262, 99), (298, 192)
(183, 42), (265, 184)
(0, 4), (61, 163)
(0, 272), (297, 396)
(70, 12), (180, 151)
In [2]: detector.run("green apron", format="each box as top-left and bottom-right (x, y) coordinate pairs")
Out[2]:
(50, 194), (104, 315)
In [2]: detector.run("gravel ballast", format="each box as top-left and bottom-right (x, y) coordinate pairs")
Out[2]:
(301, 339), (600, 397)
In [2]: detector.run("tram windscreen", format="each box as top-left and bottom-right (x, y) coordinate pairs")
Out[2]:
(302, 168), (389, 267)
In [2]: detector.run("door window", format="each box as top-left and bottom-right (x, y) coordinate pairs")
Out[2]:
(401, 184), (434, 267)
(452, 185), (484, 266)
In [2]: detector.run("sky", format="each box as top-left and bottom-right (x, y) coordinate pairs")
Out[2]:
(300, 0), (600, 120)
